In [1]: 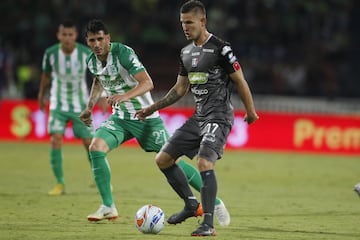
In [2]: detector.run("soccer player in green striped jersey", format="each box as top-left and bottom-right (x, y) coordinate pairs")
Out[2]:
(38, 20), (96, 196)
(80, 19), (229, 225)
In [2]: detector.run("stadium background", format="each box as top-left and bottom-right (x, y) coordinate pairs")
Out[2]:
(0, 0), (359, 155)
(1, 0), (360, 99)
(1, 2), (359, 239)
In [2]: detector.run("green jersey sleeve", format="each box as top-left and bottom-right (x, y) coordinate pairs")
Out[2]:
(115, 43), (146, 76)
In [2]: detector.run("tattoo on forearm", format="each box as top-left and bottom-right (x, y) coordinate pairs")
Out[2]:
(87, 80), (102, 109)
(152, 88), (181, 111)
(87, 96), (97, 110)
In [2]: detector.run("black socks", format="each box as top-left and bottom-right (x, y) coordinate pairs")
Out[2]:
(201, 170), (217, 227)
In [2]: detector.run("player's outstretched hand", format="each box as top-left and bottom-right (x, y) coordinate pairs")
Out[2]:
(135, 107), (153, 121)
(79, 109), (92, 126)
(244, 112), (259, 124)
(107, 94), (128, 105)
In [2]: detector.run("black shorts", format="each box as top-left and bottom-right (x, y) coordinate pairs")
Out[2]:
(161, 116), (232, 162)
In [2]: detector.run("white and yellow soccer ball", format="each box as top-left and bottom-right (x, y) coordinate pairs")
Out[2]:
(135, 204), (165, 234)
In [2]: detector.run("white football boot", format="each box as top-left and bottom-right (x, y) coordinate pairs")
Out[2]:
(87, 204), (118, 221)
(214, 199), (230, 226)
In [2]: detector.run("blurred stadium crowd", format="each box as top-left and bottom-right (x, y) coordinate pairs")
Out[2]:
(0, 0), (359, 100)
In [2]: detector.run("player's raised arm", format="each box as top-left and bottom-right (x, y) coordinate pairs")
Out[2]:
(107, 70), (154, 106)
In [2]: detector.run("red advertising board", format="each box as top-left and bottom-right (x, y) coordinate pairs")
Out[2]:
(1, 100), (359, 155)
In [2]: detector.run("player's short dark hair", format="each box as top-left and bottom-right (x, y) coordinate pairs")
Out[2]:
(61, 19), (76, 28)
(85, 19), (109, 36)
(180, 0), (206, 16)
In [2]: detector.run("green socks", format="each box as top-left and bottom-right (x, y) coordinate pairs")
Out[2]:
(90, 151), (113, 207)
(87, 155), (221, 208)
(50, 149), (64, 184)
(87, 151), (92, 166)
(177, 159), (221, 206)
(177, 159), (202, 190)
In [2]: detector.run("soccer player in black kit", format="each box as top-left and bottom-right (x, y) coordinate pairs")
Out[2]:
(136, 0), (259, 236)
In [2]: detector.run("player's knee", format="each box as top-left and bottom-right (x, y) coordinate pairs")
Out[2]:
(82, 138), (92, 149)
(198, 145), (217, 171)
(89, 138), (109, 152)
(155, 151), (174, 169)
(50, 134), (63, 149)
(197, 157), (214, 172)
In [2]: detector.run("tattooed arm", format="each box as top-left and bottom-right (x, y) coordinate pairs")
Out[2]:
(87, 77), (104, 110)
(135, 75), (189, 120)
(79, 77), (103, 126)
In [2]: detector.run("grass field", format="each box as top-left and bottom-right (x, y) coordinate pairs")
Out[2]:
(0, 142), (359, 240)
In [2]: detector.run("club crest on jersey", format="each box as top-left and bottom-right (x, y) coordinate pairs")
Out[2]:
(192, 58), (198, 67)
(108, 65), (118, 74)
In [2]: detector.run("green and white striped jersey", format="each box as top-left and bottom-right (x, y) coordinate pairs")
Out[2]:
(42, 43), (91, 113)
(87, 42), (159, 120)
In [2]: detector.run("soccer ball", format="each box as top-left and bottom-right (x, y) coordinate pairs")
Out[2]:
(135, 204), (165, 234)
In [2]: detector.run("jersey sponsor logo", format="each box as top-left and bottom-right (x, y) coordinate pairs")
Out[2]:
(100, 77), (126, 88)
(229, 55), (237, 64)
(191, 52), (200, 56)
(227, 52), (237, 64)
(188, 72), (208, 84)
(192, 58), (198, 67)
(221, 46), (232, 56)
(183, 50), (190, 54)
(191, 87), (209, 95)
(233, 61), (241, 71)
(228, 52), (237, 64)
(203, 48), (214, 53)
(221, 45), (238, 64)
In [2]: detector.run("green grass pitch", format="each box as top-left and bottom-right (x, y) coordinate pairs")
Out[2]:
(0, 142), (359, 240)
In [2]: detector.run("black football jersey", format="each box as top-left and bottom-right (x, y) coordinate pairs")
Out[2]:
(179, 34), (241, 126)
